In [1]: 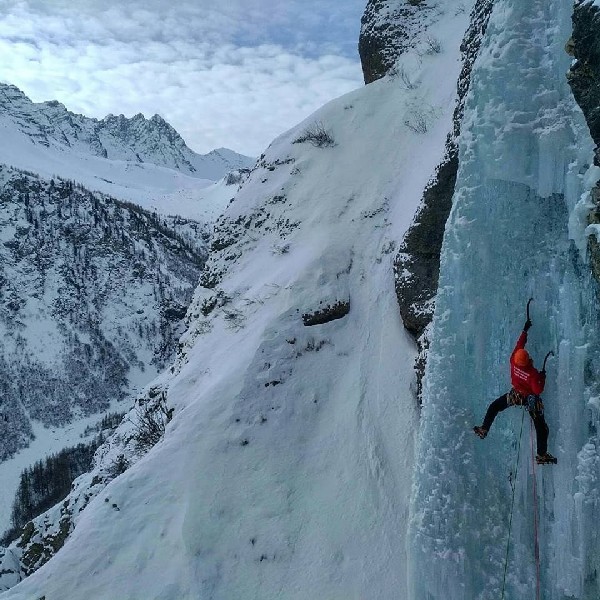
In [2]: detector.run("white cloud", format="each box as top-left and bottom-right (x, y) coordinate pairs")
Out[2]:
(0, 1), (365, 155)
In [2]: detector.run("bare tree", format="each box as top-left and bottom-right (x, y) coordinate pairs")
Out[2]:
(293, 122), (336, 148)
(132, 394), (173, 453)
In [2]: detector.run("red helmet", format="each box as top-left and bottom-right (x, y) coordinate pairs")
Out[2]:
(514, 349), (530, 367)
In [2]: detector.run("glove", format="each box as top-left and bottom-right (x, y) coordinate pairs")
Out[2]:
(524, 319), (532, 332)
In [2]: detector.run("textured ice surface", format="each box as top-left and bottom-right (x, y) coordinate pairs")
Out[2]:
(409, 1), (600, 599)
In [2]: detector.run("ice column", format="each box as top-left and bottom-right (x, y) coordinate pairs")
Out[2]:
(408, 1), (600, 599)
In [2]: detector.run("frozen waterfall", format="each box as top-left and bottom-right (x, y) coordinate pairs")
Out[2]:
(408, 1), (600, 599)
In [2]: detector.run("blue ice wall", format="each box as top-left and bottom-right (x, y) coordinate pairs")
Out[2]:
(408, 1), (600, 599)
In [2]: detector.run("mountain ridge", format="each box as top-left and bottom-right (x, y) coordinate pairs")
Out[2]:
(0, 83), (254, 212)
(0, 83), (253, 179)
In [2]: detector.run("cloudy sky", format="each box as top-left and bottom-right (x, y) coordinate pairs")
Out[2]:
(0, 0), (366, 156)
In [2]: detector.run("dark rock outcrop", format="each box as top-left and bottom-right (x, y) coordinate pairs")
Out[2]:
(568, 2), (600, 165)
(568, 1), (600, 289)
(359, 0), (435, 84)
(394, 0), (494, 340)
(392, 0), (494, 401)
(302, 300), (350, 326)
(394, 150), (458, 338)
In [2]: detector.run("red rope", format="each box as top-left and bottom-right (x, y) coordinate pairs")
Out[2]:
(530, 418), (541, 600)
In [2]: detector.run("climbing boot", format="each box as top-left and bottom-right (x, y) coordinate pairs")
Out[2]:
(473, 426), (488, 439)
(536, 452), (557, 465)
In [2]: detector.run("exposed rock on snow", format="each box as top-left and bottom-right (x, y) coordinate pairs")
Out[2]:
(569, 1), (600, 163)
(568, 1), (600, 290)
(394, 153), (457, 338)
(225, 169), (251, 186)
(393, 0), (493, 400)
(359, 0), (444, 84)
(302, 300), (351, 326)
(394, 0), (493, 339)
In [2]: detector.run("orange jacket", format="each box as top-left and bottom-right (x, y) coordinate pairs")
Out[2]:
(510, 331), (545, 396)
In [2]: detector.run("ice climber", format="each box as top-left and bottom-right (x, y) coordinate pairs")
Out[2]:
(473, 316), (557, 465)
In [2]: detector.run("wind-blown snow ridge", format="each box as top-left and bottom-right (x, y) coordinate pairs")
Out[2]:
(0, 4), (474, 597)
(409, 1), (600, 599)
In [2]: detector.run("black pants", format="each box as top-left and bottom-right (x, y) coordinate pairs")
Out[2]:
(481, 392), (549, 455)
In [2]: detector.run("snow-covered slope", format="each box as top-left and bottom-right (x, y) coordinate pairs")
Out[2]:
(138, 171), (249, 222)
(0, 166), (206, 532)
(0, 83), (254, 208)
(409, 1), (600, 599)
(0, 4), (474, 597)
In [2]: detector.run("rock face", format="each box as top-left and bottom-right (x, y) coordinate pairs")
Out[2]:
(359, 0), (494, 351)
(302, 300), (351, 326)
(394, 0), (494, 335)
(395, 152), (458, 338)
(0, 83), (254, 179)
(391, 0), (494, 400)
(0, 166), (205, 460)
(359, 0), (439, 84)
(568, 1), (600, 288)
(568, 2), (600, 164)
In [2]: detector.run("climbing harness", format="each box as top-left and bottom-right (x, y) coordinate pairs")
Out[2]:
(500, 407), (526, 600)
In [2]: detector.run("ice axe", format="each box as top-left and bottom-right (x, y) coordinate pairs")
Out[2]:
(524, 297), (534, 331)
(542, 350), (554, 374)
(525, 298), (554, 371)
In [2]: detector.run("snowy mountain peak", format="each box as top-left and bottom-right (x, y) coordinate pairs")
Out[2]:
(0, 82), (254, 181)
(98, 110), (192, 164)
(0, 84), (28, 102)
